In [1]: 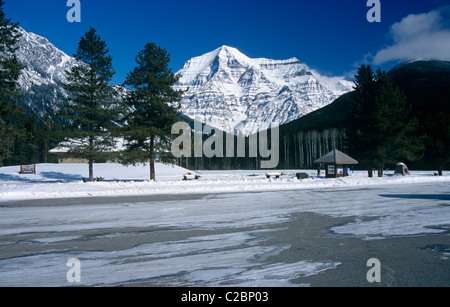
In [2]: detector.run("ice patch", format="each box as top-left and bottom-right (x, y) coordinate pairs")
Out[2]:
(0, 229), (339, 287)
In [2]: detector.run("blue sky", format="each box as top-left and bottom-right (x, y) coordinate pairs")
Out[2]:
(4, 0), (450, 84)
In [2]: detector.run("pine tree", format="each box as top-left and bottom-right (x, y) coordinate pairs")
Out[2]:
(122, 43), (183, 181)
(60, 27), (120, 181)
(371, 69), (423, 176)
(37, 113), (63, 163)
(348, 65), (424, 177)
(0, 0), (23, 166)
(347, 65), (378, 176)
(10, 112), (39, 165)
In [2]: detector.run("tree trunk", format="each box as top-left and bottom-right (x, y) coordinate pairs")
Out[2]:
(89, 159), (94, 182)
(88, 136), (94, 182)
(150, 159), (155, 181)
(368, 166), (373, 178)
(42, 141), (48, 163)
(149, 135), (156, 181)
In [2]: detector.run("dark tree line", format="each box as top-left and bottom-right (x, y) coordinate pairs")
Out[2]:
(0, 1), (63, 167)
(1, 112), (63, 166)
(278, 128), (347, 169)
(180, 127), (347, 171)
(176, 129), (272, 171)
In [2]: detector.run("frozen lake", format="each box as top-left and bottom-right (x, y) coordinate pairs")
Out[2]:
(0, 175), (449, 286)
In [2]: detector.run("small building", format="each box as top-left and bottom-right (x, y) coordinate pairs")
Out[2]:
(49, 137), (170, 164)
(49, 138), (124, 164)
(314, 149), (358, 178)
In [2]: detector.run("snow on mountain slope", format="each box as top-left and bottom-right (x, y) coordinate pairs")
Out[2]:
(174, 46), (353, 135)
(14, 27), (125, 120)
(15, 27), (78, 117)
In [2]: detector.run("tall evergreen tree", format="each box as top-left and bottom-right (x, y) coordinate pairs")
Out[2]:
(372, 69), (423, 176)
(122, 43), (183, 181)
(60, 27), (120, 181)
(0, 0), (23, 165)
(348, 65), (423, 177)
(347, 65), (377, 176)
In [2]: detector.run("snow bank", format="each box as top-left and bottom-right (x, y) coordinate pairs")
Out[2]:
(0, 163), (449, 203)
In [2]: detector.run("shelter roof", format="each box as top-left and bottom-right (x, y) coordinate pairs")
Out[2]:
(314, 149), (358, 165)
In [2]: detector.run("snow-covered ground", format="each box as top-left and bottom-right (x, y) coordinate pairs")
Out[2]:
(0, 163), (449, 203)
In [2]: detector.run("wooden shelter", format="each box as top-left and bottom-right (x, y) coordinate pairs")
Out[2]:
(314, 149), (358, 178)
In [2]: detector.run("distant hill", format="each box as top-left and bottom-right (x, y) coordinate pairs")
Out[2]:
(278, 91), (354, 133)
(389, 60), (450, 170)
(278, 60), (450, 169)
(280, 60), (450, 132)
(388, 60), (450, 115)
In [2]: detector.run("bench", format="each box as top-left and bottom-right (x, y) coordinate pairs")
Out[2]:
(183, 172), (201, 180)
(265, 172), (281, 179)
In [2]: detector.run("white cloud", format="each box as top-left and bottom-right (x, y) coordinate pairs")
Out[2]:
(372, 6), (450, 65)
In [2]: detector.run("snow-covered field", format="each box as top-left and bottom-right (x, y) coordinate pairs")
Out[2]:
(0, 163), (449, 203)
(0, 163), (449, 287)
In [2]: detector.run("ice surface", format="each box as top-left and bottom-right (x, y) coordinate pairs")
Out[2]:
(0, 163), (449, 286)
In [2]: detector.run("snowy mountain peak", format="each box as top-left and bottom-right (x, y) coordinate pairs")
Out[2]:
(216, 45), (245, 57)
(211, 45), (250, 64)
(175, 46), (353, 135)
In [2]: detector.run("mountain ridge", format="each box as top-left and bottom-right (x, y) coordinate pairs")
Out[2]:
(15, 27), (78, 118)
(12, 28), (353, 135)
(279, 60), (450, 133)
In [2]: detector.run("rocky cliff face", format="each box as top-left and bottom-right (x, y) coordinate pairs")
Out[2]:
(15, 27), (77, 117)
(174, 45), (353, 135)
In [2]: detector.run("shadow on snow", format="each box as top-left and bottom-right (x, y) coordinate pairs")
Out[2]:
(379, 194), (450, 201)
(0, 172), (82, 182)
